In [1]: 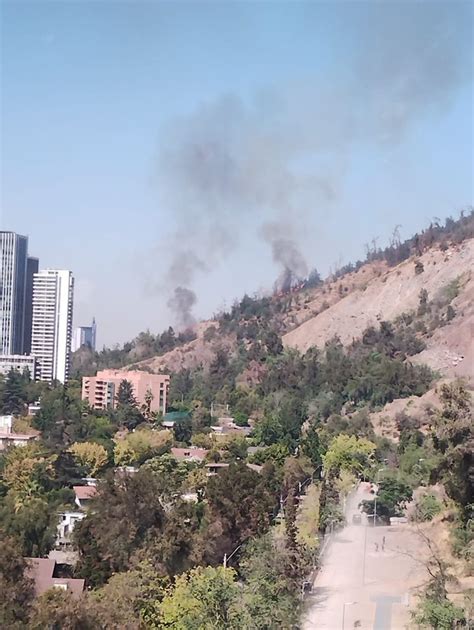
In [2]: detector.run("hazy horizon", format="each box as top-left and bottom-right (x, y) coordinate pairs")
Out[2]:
(1, 1), (472, 346)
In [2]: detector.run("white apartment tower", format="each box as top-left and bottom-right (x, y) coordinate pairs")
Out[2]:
(31, 270), (74, 383)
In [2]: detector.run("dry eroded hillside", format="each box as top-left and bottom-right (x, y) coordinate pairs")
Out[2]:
(283, 239), (474, 381)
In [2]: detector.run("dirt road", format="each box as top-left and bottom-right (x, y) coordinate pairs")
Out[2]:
(302, 484), (428, 630)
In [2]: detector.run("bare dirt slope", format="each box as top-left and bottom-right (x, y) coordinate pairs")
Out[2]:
(283, 239), (474, 381)
(411, 274), (474, 380)
(370, 387), (443, 440)
(130, 321), (235, 373)
(129, 240), (473, 382)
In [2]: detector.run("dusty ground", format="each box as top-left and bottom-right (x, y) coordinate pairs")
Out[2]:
(284, 240), (474, 383)
(369, 388), (442, 440)
(302, 484), (429, 630)
(130, 321), (235, 373)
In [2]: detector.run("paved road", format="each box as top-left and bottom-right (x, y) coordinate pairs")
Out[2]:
(302, 484), (427, 630)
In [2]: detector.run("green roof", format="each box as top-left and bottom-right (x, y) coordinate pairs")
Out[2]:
(164, 411), (191, 422)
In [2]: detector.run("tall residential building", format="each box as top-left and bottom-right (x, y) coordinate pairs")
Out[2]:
(31, 270), (74, 383)
(71, 318), (97, 352)
(82, 369), (170, 414)
(0, 231), (29, 355)
(23, 256), (39, 354)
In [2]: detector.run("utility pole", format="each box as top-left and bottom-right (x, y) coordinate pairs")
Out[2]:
(342, 602), (357, 629)
(362, 521), (368, 585)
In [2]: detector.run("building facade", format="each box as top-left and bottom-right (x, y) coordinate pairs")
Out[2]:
(23, 256), (39, 354)
(0, 354), (37, 378)
(71, 318), (96, 352)
(31, 270), (74, 383)
(82, 369), (170, 414)
(0, 231), (29, 355)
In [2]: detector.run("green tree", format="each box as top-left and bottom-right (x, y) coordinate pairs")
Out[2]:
(418, 288), (429, 316)
(92, 561), (168, 629)
(323, 434), (376, 477)
(361, 478), (412, 520)
(300, 423), (322, 470)
(412, 597), (465, 630)
(206, 463), (277, 554)
(116, 379), (137, 407)
(74, 470), (166, 584)
(173, 417), (193, 444)
(1, 443), (56, 510)
(69, 441), (108, 476)
(284, 488), (298, 552)
(0, 369), (29, 415)
(113, 429), (172, 466)
(414, 494), (443, 522)
(0, 496), (57, 556)
(33, 382), (86, 447)
(433, 382), (473, 510)
(160, 566), (244, 629)
(240, 535), (303, 628)
(0, 531), (34, 627)
(296, 483), (321, 551)
(28, 589), (97, 630)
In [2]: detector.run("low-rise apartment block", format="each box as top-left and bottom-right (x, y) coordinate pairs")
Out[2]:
(0, 354), (37, 378)
(82, 369), (170, 414)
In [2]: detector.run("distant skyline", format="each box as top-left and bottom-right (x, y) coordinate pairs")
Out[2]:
(1, 1), (472, 346)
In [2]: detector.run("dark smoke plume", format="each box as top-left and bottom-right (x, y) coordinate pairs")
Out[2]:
(261, 222), (308, 293)
(154, 2), (471, 324)
(167, 286), (197, 330)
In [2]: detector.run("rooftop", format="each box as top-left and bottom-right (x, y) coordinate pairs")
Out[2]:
(73, 485), (97, 500)
(26, 558), (85, 598)
(171, 447), (208, 461)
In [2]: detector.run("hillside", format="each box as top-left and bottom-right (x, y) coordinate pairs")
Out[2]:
(131, 237), (473, 385)
(129, 321), (236, 374)
(283, 239), (474, 381)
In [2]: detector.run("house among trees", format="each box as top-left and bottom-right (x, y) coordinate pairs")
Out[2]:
(171, 446), (208, 462)
(27, 558), (85, 598)
(210, 416), (252, 437)
(56, 511), (86, 550)
(73, 485), (97, 510)
(0, 415), (39, 450)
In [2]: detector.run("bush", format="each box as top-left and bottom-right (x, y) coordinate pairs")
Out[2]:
(415, 494), (443, 522)
(415, 260), (425, 275)
(319, 502), (344, 532)
(412, 596), (465, 629)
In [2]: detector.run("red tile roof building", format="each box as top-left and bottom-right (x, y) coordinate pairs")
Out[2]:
(26, 558), (85, 598)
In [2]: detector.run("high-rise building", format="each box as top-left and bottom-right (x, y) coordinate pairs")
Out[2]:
(0, 231), (29, 355)
(71, 318), (97, 352)
(31, 270), (74, 383)
(23, 256), (39, 354)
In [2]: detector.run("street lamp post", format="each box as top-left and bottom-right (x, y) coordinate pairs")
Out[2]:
(373, 468), (385, 526)
(342, 601), (357, 629)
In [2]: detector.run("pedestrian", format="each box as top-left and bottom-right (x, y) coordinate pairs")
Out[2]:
(375, 543), (379, 552)
(382, 536), (386, 551)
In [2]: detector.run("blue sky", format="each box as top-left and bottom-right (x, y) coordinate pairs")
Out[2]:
(1, 1), (472, 346)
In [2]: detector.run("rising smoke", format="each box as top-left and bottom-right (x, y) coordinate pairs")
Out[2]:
(261, 222), (308, 293)
(154, 2), (471, 327)
(167, 286), (197, 330)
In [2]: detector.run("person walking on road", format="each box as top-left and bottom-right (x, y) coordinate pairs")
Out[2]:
(382, 536), (386, 551)
(375, 543), (379, 552)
